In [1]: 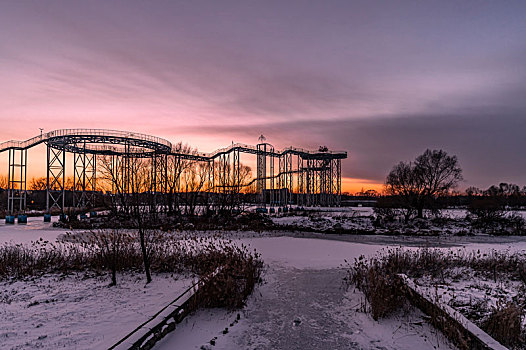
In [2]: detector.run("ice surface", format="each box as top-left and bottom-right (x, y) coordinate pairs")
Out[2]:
(0, 215), (65, 245)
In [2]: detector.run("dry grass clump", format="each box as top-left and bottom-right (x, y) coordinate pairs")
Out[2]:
(0, 230), (263, 308)
(0, 240), (92, 279)
(467, 198), (526, 235)
(346, 256), (404, 320)
(192, 242), (263, 309)
(351, 247), (526, 282)
(482, 301), (524, 347)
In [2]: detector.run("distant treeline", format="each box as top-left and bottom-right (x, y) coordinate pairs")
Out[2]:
(345, 182), (526, 209)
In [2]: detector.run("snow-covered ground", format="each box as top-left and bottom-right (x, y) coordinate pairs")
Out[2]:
(270, 207), (526, 236)
(271, 211), (376, 233)
(0, 272), (193, 349)
(156, 230), (526, 350)
(158, 267), (453, 350)
(2, 213), (526, 349)
(0, 217), (195, 350)
(412, 257), (526, 334)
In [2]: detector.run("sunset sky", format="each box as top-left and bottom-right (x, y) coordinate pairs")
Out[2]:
(1, 1), (526, 193)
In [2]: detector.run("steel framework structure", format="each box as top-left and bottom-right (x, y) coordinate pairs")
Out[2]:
(0, 129), (347, 214)
(7, 148), (27, 214)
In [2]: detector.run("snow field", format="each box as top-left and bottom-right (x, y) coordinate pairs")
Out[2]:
(0, 272), (193, 349)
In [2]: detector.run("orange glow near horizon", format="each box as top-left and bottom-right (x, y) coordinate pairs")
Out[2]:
(342, 177), (384, 195)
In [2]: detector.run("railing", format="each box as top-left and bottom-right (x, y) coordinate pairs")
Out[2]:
(47, 129), (173, 148)
(0, 129), (347, 159)
(0, 128), (173, 152)
(202, 143), (346, 158)
(64, 144), (158, 155)
(0, 134), (46, 151)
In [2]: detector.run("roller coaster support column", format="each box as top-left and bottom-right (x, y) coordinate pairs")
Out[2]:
(280, 154), (286, 207)
(232, 148), (240, 209)
(215, 153), (228, 210)
(335, 159), (341, 206)
(305, 158), (315, 207)
(256, 144), (267, 206)
(286, 153), (293, 206)
(73, 143), (97, 208)
(151, 153), (167, 201)
(210, 158), (215, 207)
(206, 159), (213, 210)
(46, 143), (66, 213)
(269, 153), (275, 207)
(278, 152), (293, 207)
(7, 148), (27, 214)
(297, 155), (305, 205)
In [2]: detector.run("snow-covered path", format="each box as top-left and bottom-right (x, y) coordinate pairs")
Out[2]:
(156, 236), (455, 350)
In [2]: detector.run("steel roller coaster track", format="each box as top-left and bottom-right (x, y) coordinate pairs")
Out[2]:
(0, 129), (347, 214)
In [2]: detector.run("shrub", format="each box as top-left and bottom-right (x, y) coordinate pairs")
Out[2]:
(0, 231), (263, 308)
(467, 200), (526, 234)
(345, 256), (405, 320)
(0, 230), (263, 300)
(195, 245), (263, 309)
(373, 196), (418, 226)
(482, 301), (523, 347)
(345, 248), (526, 320)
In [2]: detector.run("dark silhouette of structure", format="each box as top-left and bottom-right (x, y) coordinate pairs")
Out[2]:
(0, 129), (346, 214)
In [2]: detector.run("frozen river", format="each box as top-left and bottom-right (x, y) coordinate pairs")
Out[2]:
(0, 215), (66, 244)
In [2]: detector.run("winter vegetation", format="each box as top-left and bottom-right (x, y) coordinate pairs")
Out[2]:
(345, 247), (526, 348)
(0, 230), (262, 307)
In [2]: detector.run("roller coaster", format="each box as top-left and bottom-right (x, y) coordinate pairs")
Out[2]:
(0, 129), (347, 214)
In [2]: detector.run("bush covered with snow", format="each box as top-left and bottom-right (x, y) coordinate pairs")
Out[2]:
(346, 248), (526, 347)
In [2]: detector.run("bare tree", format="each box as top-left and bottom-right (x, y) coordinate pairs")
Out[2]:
(89, 229), (130, 286)
(128, 156), (154, 283)
(0, 175), (8, 190)
(212, 161), (252, 213)
(385, 149), (463, 220)
(98, 155), (154, 283)
(181, 161), (211, 216)
(166, 143), (194, 215)
(385, 161), (420, 222)
(29, 177), (47, 191)
(99, 155), (129, 215)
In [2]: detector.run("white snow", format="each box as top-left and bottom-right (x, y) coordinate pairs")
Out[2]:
(156, 234), (457, 350)
(0, 272), (193, 349)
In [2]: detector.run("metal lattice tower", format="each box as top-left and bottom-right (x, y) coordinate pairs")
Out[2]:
(7, 148), (27, 214)
(73, 143), (97, 208)
(46, 144), (65, 212)
(256, 143), (267, 205)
